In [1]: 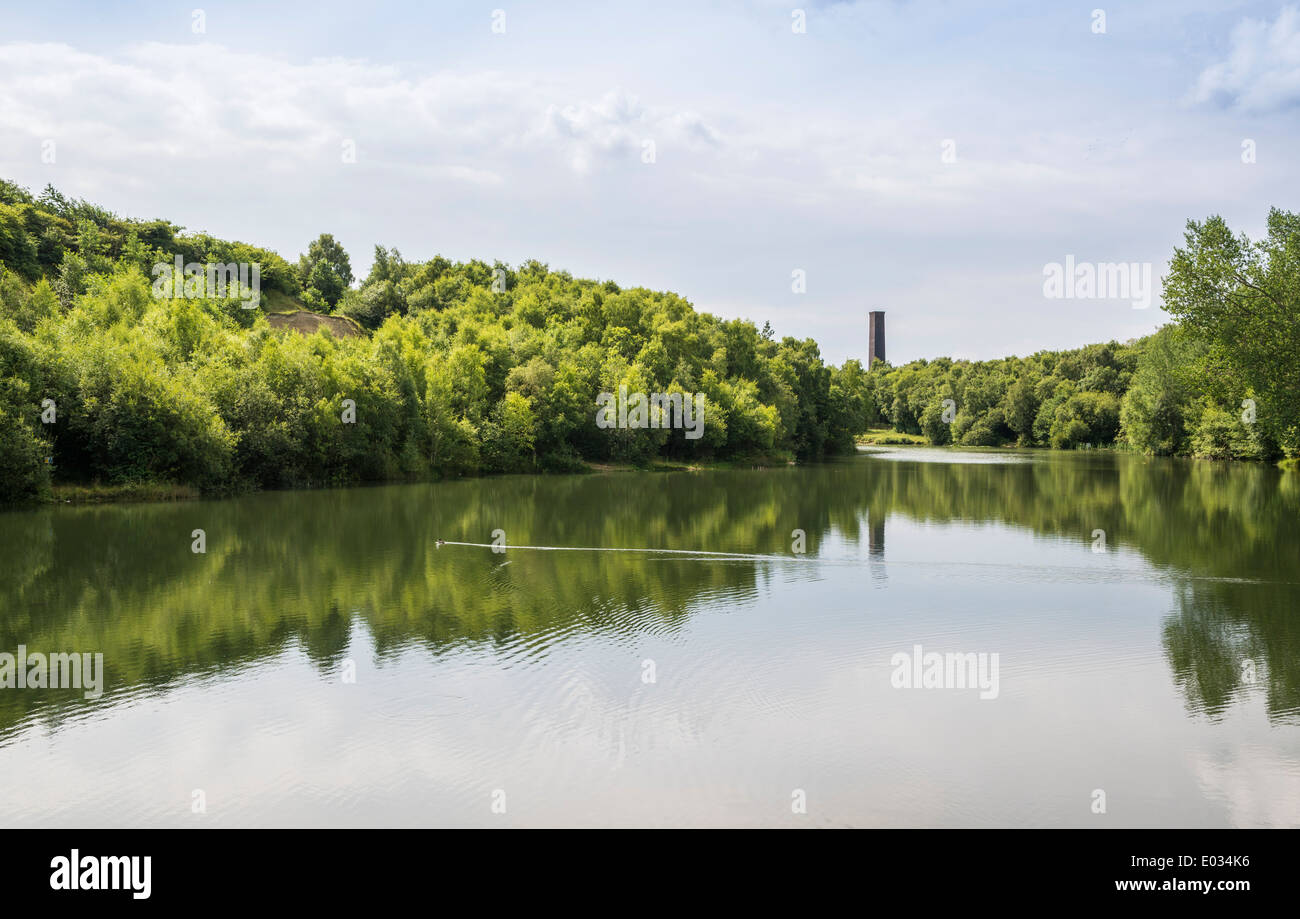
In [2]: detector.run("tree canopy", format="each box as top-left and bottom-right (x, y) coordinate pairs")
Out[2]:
(0, 181), (1295, 506)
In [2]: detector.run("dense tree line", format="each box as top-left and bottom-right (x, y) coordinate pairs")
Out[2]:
(1, 181), (872, 503)
(1, 180), (1295, 505)
(866, 323), (1289, 461)
(0, 179), (299, 305)
(863, 339), (1137, 450)
(861, 208), (1299, 463)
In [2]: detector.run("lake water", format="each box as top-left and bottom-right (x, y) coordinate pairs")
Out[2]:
(1, 449), (1298, 827)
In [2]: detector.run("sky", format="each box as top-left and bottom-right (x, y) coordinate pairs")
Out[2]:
(1, 0), (1297, 364)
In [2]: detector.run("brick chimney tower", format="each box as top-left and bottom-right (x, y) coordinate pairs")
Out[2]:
(868, 311), (886, 369)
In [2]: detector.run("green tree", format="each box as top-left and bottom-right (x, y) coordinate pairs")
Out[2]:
(1164, 209), (1300, 456)
(297, 233), (354, 308)
(482, 391), (537, 473)
(1120, 325), (1200, 456)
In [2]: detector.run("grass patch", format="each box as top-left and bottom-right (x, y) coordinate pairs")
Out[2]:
(649, 451), (794, 471)
(857, 428), (929, 446)
(50, 482), (201, 505)
(583, 453), (794, 473)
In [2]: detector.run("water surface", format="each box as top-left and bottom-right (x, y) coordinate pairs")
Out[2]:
(1, 450), (1298, 827)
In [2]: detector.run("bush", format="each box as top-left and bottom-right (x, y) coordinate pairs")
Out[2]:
(0, 402), (50, 502)
(919, 400), (952, 445)
(1048, 391), (1119, 449)
(1190, 403), (1254, 460)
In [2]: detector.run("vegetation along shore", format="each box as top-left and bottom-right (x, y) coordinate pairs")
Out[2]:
(1, 178), (1296, 505)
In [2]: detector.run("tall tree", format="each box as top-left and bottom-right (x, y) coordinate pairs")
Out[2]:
(297, 233), (354, 308)
(1164, 209), (1300, 455)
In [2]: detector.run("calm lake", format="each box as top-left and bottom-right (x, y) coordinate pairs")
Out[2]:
(1, 449), (1297, 827)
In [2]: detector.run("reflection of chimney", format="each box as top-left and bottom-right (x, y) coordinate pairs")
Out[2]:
(868, 311), (886, 369)
(869, 514), (885, 557)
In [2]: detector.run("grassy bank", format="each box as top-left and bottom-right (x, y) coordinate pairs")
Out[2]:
(48, 481), (202, 505)
(33, 453), (799, 508)
(856, 428), (928, 446)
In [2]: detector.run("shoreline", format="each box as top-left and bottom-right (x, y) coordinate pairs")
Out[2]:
(28, 453), (798, 509)
(18, 446), (1295, 511)
(856, 430), (1299, 469)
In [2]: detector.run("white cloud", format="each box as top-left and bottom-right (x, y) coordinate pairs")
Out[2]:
(1190, 6), (1300, 112)
(0, 39), (1164, 220)
(0, 43), (724, 182)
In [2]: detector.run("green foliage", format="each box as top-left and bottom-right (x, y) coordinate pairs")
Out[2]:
(863, 224), (1298, 465)
(1047, 390), (1119, 450)
(1163, 209), (1300, 457)
(298, 233), (354, 308)
(481, 391), (537, 473)
(1, 180), (1295, 504)
(1119, 324), (1201, 455)
(1189, 402), (1256, 460)
(866, 342), (1135, 452)
(0, 322), (52, 502)
(0, 177), (873, 505)
(0, 203), (41, 279)
(919, 399), (952, 445)
(0, 403), (49, 503)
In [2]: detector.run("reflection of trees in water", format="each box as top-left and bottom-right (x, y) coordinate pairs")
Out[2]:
(856, 454), (1300, 722)
(0, 451), (1296, 732)
(1164, 583), (1300, 723)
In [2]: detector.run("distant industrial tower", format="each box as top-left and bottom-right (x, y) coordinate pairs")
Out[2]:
(868, 311), (886, 369)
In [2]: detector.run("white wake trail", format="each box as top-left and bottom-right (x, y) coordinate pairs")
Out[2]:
(438, 541), (814, 562)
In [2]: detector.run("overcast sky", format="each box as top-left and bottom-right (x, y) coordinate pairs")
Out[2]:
(2, 1), (1297, 364)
